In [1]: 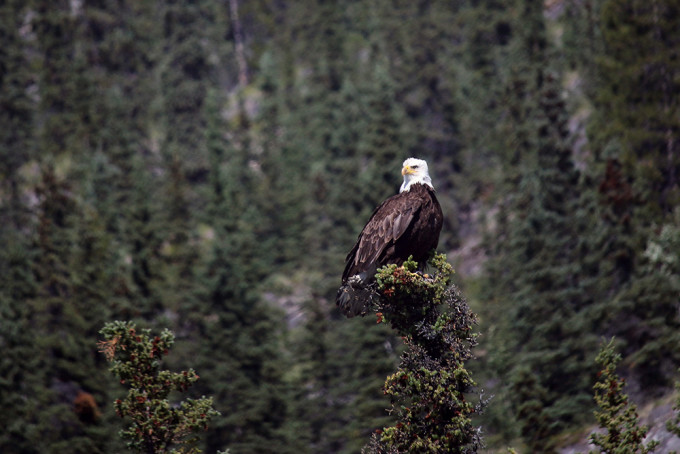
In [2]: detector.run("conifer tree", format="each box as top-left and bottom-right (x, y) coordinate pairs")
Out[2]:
(364, 255), (483, 454)
(592, 0), (680, 215)
(589, 339), (658, 454)
(454, 0), (514, 193)
(284, 299), (336, 454)
(18, 2), (161, 450)
(99, 321), (219, 454)
(24, 166), (117, 453)
(479, 4), (604, 440)
(665, 354), (680, 440)
(111, 155), (166, 321)
(254, 49), (311, 270)
(339, 316), (401, 453)
(583, 0), (680, 389)
(76, 0), (161, 241)
(615, 210), (680, 387)
(284, 297), (398, 454)
(510, 367), (554, 453)
(174, 91), (294, 454)
(154, 1), (228, 305)
(0, 0), (35, 233)
(0, 269), (43, 453)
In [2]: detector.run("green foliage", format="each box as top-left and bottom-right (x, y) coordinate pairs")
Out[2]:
(365, 255), (483, 454)
(285, 296), (399, 454)
(666, 366), (680, 439)
(480, 35), (599, 445)
(0, 0), (35, 231)
(99, 321), (219, 454)
(182, 90), (297, 454)
(510, 366), (555, 453)
(589, 339), (657, 454)
(593, 0), (680, 214)
(0, 291), (42, 453)
(2, 0), (680, 452)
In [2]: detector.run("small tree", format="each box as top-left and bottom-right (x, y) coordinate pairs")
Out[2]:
(589, 338), (657, 454)
(667, 367), (680, 439)
(98, 321), (219, 454)
(364, 254), (484, 453)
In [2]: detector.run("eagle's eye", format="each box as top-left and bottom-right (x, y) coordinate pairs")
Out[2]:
(412, 165), (419, 169)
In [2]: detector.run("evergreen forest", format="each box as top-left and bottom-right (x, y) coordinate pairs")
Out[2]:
(1, 0), (679, 452)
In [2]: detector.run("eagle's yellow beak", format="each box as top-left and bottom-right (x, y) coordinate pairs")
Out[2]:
(402, 165), (415, 176)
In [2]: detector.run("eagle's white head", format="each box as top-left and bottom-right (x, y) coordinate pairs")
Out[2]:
(400, 158), (433, 193)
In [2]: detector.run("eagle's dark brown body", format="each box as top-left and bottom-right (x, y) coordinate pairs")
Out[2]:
(337, 183), (443, 317)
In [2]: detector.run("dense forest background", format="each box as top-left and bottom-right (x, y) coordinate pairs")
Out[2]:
(1, 0), (679, 452)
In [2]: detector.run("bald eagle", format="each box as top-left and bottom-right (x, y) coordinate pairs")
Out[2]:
(336, 158), (443, 317)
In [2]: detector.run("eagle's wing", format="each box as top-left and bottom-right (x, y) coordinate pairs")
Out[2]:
(342, 195), (417, 281)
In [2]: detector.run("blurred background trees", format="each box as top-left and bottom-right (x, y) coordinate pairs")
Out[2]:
(1, 0), (679, 452)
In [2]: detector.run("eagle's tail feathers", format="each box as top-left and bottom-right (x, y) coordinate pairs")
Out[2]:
(336, 275), (377, 318)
